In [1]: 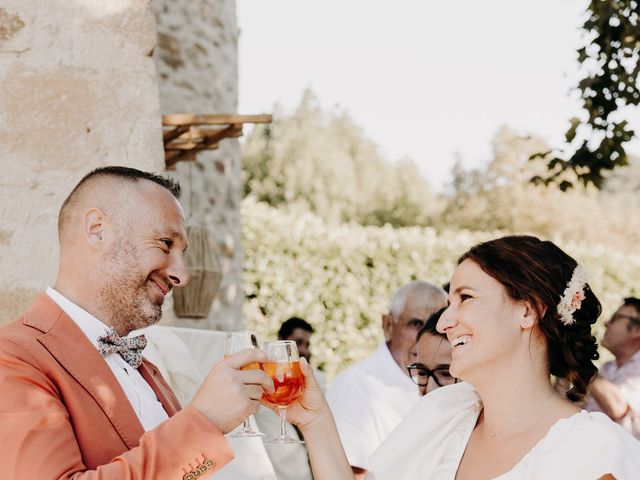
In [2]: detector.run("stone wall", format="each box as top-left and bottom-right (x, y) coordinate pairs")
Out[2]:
(152, 0), (243, 331)
(0, 0), (165, 323)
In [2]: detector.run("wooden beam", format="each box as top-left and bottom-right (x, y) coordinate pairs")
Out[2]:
(164, 126), (240, 144)
(165, 143), (203, 150)
(165, 150), (199, 170)
(162, 113), (272, 126)
(162, 112), (270, 170)
(164, 125), (241, 149)
(162, 125), (190, 143)
(197, 124), (243, 148)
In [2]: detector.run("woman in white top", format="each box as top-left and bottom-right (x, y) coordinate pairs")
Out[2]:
(267, 235), (640, 480)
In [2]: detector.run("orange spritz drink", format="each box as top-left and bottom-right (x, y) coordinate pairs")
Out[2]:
(262, 340), (305, 444)
(261, 360), (304, 406)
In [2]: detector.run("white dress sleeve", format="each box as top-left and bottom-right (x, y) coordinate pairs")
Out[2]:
(370, 382), (481, 479)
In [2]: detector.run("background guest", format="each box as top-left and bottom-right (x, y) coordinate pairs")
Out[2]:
(408, 307), (456, 396)
(326, 280), (447, 479)
(584, 297), (640, 439)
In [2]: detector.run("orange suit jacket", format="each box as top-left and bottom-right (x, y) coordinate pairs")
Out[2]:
(0, 294), (234, 479)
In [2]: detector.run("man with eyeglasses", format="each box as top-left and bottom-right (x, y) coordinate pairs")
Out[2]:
(407, 307), (457, 396)
(327, 281), (447, 479)
(584, 297), (640, 439)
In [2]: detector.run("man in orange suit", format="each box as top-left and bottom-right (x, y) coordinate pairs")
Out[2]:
(0, 166), (274, 479)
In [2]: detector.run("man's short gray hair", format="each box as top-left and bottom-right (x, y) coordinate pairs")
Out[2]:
(388, 280), (447, 319)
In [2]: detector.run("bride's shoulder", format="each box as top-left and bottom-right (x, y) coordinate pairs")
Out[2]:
(547, 410), (640, 455)
(529, 411), (640, 477)
(564, 410), (632, 435)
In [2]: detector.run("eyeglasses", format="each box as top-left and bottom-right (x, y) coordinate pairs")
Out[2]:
(406, 362), (458, 387)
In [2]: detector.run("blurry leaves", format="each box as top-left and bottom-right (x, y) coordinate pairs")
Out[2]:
(536, 0), (639, 189)
(565, 117), (581, 143)
(241, 90), (442, 227)
(445, 127), (640, 248)
(241, 198), (640, 381)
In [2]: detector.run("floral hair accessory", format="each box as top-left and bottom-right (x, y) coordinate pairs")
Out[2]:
(557, 265), (588, 326)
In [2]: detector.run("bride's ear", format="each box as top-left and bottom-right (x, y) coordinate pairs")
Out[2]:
(520, 300), (544, 330)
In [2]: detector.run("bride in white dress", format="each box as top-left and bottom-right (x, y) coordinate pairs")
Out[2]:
(267, 235), (640, 479)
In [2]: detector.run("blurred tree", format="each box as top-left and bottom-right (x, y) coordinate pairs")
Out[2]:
(242, 89), (440, 226)
(241, 91), (638, 249)
(445, 127), (640, 251)
(242, 197), (640, 380)
(602, 153), (640, 199)
(534, 0), (639, 190)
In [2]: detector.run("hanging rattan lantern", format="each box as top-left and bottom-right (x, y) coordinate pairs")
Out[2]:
(173, 224), (223, 318)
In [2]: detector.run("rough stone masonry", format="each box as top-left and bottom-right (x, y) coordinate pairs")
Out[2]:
(0, 0), (242, 330)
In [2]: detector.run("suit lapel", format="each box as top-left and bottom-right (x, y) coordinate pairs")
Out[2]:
(25, 295), (144, 450)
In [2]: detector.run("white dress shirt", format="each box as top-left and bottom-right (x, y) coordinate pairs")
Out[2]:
(327, 342), (420, 475)
(46, 287), (169, 431)
(583, 350), (640, 439)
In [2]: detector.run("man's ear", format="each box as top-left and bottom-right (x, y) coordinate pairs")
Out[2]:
(83, 207), (108, 250)
(382, 313), (394, 342)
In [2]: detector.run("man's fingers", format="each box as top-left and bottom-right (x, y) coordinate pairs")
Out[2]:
(224, 348), (268, 369)
(240, 368), (275, 393)
(245, 384), (265, 401)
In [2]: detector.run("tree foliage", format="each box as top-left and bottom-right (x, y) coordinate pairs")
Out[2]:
(446, 127), (640, 251)
(241, 90), (441, 227)
(242, 91), (639, 251)
(242, 198), (640, 381)
(536, 0), (640, 189)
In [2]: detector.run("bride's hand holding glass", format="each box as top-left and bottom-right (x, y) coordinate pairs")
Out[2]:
(261, 346), (354, 478)
(260, 350), (332, 433)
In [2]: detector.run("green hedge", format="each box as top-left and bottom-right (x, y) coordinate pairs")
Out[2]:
(242, 198), (640, 382)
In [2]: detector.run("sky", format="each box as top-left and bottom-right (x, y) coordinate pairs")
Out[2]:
(236, 0), (639, 190)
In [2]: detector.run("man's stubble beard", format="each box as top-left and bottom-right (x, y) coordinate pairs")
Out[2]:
(98, 237), (163, 335)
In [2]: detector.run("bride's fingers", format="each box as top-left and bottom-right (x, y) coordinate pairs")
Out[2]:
(299, 357), (319, 388)
(299, 356), (311, 375)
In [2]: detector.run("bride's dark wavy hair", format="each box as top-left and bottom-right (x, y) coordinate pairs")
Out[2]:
(459, 235), (600, 402)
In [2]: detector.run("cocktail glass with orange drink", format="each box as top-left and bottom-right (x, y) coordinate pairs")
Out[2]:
(262, 340), (305, 444)
(224, 331), (265, 437)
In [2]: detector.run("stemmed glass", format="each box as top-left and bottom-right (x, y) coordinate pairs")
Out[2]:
(262, 340), (305, 444)
(225, 331), (265, 437)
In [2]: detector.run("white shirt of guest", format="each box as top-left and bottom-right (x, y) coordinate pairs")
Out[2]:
(583, 350), (640, 439)
(326, 342), (420, 474)
(46, 287), (169, 431)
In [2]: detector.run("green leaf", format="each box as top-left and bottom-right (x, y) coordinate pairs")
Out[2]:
(565, 117), (581, 143)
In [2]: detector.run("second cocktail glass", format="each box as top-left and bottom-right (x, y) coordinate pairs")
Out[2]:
(262, 340), (305, 444)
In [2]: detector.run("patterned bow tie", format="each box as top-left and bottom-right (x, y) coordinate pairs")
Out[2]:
(97, 327), (147, 369)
